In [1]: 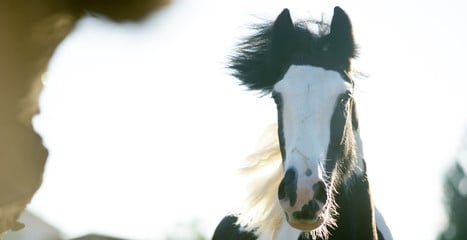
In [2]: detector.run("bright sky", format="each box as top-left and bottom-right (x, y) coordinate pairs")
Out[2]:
(29, 0), (467, 239)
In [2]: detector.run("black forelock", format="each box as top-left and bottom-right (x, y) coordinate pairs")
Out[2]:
(228, 13), (356, 94)
(227, 22), (284, 94)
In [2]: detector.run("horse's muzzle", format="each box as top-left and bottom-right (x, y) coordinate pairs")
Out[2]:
(278, 168), (328, 231)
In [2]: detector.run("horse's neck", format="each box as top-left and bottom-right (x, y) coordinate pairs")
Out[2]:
(325, 131), (379, 240)
(328, 165), (379, 240)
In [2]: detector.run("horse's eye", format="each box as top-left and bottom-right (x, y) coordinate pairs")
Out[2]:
(341, 96), (349, 105)
(340, 91), (352, 104)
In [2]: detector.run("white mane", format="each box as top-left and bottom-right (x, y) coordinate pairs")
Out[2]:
(234, 123), (285, 239)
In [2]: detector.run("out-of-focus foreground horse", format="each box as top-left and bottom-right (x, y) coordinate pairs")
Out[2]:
(0, 0), (169, 234)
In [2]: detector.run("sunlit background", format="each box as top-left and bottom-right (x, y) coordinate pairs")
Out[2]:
(9, 0), (467, 239)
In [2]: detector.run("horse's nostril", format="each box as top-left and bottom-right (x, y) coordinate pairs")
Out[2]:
(313, 181), (327, 203)
(278, 168), (298, 207)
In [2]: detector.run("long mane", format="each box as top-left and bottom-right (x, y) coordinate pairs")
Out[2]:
(234, 123), (284, 239)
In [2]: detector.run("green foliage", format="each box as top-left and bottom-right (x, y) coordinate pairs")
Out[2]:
(438, 161), (467, 240)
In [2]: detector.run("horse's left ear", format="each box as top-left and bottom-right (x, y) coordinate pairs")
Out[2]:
(329, 6), (356, 58)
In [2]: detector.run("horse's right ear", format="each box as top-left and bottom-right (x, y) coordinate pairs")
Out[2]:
(272, 9), (295, 58)
(273, 9), (294, 35)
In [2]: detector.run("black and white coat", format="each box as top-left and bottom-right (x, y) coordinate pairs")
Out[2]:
(213, 6), (392, 240)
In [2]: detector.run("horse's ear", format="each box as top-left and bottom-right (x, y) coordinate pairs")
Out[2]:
(329, 7), (356, 58)
(272, 9), (295, 54)
(273, 9), (294, 35)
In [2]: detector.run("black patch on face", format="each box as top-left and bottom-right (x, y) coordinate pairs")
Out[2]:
(351, 97), (359, 130)
(325, 91), (355, 182)
(292, 200), (320, 220)
(278, 167), (298, 207)
(312, 181), (328, 203)
(272, 91), (286, 162)
(325, 91), (351, 172)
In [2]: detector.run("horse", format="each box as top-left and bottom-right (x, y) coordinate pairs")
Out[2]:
(212, 7), (392, 240)
(0, 0), (169, 234)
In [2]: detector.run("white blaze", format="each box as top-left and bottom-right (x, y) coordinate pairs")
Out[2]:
(273, 64), (352, 178)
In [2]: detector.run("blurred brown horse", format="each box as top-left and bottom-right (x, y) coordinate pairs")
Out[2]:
(0, 0), (169, 234)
